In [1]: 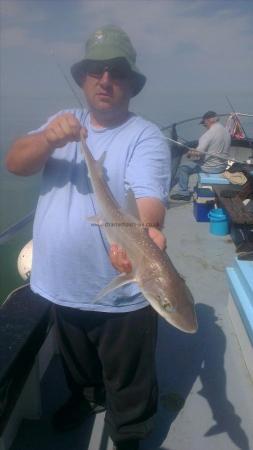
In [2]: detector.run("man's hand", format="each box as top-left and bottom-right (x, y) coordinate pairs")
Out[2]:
(109, 244), (132, 273)
(186, 149), (202, 160)
(43, 112), (83, 149)
(5, 113), (87, 176)
(148, 227), (167, 251)
(109, 227), (167, 273)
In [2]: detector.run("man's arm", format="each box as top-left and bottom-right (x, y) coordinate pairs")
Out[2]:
(136, 197), (166, 249)
(5, 132), (56, 176)
(136, 197), (165, 230)
(195, 129), (211, 154)
(109, 123), (170, 273)
(5, 113), (82, 176)
(185, 127), (212, 160)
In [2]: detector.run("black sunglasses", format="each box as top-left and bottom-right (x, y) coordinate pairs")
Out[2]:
(85, 60), (132, 80)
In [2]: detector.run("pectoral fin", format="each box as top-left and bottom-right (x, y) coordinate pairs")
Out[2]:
(93, 272), (137, 302)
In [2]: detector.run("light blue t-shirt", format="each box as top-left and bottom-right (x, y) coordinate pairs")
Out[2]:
(30, 109), (171, 312)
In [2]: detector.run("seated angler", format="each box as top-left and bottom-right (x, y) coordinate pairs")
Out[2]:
(171, 111), (231, 201)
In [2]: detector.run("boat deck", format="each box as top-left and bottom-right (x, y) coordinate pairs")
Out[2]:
(10, 202), (253, 450)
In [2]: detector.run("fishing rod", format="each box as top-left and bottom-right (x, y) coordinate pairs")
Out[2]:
(165, 136), (244, 164)
(0, 210), (35, 245)
(50, 49), (84, 109)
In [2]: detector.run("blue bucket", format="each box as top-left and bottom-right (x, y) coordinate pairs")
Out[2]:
(208, 208), (229, 236)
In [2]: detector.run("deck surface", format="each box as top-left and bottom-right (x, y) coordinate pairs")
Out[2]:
(11, 202), (253, 450)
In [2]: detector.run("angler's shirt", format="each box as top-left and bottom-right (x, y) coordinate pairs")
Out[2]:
(30, 109), (171, 312)
(197, 122), (231, 173)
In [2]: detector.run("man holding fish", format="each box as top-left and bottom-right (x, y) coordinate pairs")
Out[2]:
(6, 26), (197, 450)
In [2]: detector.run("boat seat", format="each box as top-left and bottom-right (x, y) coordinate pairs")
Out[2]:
(198, 172), (230, 186)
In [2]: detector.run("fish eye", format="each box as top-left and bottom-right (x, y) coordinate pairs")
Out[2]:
(161, 297), (176, 313)
(164, 304), (176, 313)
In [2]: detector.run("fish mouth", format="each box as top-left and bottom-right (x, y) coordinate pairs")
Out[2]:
(182, 323), (198, 334)
(170, 313), (198, 334)
(168, 317), (198, 334)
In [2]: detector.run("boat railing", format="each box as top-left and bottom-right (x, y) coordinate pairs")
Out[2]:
(0, 285), (56, 450)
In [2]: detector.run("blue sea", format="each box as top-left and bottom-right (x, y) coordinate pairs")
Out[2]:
(0, 95), (78, 302)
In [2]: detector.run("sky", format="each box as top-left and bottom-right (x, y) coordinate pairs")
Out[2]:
(0, 0), (253, 135)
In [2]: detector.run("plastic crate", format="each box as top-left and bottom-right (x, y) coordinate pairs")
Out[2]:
(193, 186), (215, 204)
(193, 200), (214, 222)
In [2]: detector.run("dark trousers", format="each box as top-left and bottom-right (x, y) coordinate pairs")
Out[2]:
(53, 304), (158, 442)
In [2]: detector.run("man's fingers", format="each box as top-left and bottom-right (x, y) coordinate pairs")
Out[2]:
(148, 227), (167, 251)
(58, 115), (81, 140)
(109, 229), (166, 274)
(44, 113), (82, 148)
(109, 244), (132, 273)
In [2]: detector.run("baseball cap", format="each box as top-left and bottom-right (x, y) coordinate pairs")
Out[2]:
(200, 111), (218, 124)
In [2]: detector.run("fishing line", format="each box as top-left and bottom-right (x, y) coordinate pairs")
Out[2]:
(50, 49), (108, 255)
(79, 109), (110, 258)
(50, 50), (110, 258)
(50, 49), (85, 109)
(165, 136), (246, 164)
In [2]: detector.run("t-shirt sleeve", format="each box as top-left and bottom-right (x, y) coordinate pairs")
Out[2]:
(125, 124), (171, 205)
(196, 129), (212, 153)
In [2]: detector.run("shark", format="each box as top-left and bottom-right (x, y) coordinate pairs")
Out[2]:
(80, 131), (198, 333)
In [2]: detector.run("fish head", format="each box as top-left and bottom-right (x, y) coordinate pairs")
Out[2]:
(140, 274), (198, 334)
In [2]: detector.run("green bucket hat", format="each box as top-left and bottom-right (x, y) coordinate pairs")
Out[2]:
(71, 25), (146, 97)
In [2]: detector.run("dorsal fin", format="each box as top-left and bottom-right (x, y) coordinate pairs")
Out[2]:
(95, 151), (107, 178)
(98, 151), (107, 166)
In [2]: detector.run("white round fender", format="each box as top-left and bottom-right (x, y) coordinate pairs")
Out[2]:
(17, 240), (33, 280)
